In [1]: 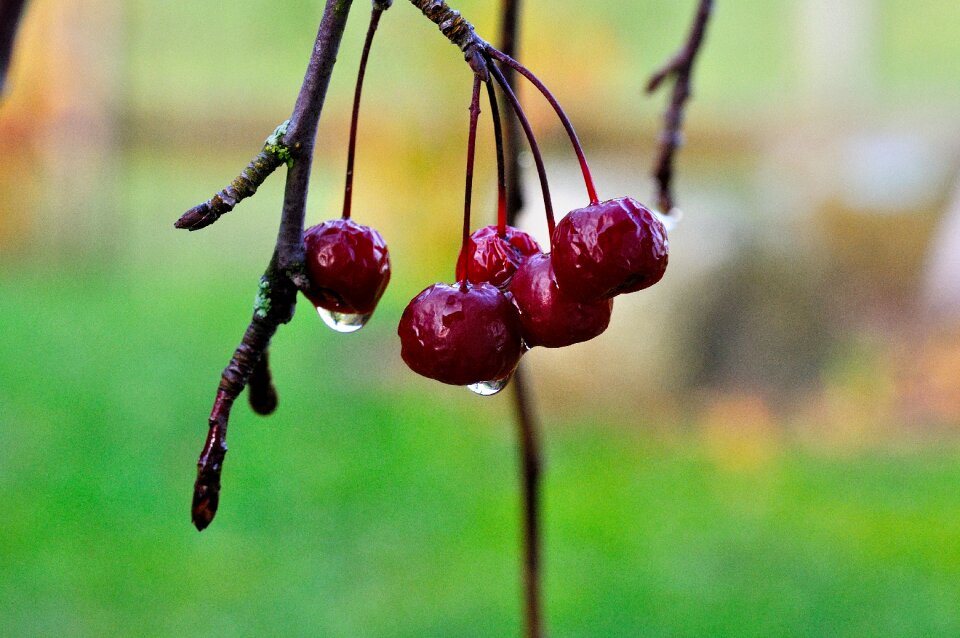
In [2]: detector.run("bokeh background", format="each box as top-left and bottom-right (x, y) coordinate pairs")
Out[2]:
(2, 0), (960, 635)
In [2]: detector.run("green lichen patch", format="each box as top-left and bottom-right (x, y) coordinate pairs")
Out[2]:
(253, 277), (272, 319)
(264, 120), (294, 168)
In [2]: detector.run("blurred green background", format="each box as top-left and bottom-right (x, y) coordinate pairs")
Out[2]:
(2, 0), (960, 635)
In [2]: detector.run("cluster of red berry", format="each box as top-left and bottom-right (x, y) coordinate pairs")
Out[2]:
(301, 15), (668, 396)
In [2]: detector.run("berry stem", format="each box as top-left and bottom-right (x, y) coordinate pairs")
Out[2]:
(460, 75), (483, 291)
(342, 6), (384, 220)
(485, 77), (508, 236)
(487, 58), (555, 240)
(487, 46), (599, 206)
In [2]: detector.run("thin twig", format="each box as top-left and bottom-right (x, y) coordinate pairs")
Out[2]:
(646, 0), (713, 214)
(191, 0), (355, 531)
(175, 128), (288, 231)
(511, 365), (543, 638)
(248, 349), (278, 415)
(498, 2), (544, 637)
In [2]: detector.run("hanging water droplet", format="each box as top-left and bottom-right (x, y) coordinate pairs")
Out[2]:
(466, 376), (511, 396)
(317, 307), (371, 333)
(654, 208), (682, 233)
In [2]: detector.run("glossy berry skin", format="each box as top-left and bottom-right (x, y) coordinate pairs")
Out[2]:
(508, 253), (613, 348)
(303, 218), (391, 314)
(455, 225), (542, 288)
(398, 282), (523, 386)
(551, 197), (668, 302)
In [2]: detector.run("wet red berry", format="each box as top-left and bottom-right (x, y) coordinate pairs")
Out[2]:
(398, 282), (523, 386)
(303, 218), (391, 315)
(508, 253), (613, 348)
(455, 224), (542, 288)
(551, 197), (668, 301)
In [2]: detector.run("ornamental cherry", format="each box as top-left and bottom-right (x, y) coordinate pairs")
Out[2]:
(303, 218), (391, 331)
(455, 224), (541, 288)
(551, 196), (668, 302)
(508, 252), (613, 348)
(398, 282), (523, 386)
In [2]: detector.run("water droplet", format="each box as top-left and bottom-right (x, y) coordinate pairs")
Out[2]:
(317, 307), (371, 333)
(654, 208), (682, 233)
(466, 376), (511, 396)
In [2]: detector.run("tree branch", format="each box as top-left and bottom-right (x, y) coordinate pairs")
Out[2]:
(646, 0), (713, 214)
(408, 0), (488, 78)
(190, 0), (355, 531)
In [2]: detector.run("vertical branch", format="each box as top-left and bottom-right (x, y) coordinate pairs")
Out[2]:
(646, 0), (714, 214)
(499, 2), (543, 637)
(512, 363), (543, 638)
(277, 0), (356, 275)
(498, 0), (524, 224)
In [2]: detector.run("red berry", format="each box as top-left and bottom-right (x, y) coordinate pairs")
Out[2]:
(455, 225), (541, 288)
(303, 219), (391, 315)
(551, 197), (668, 302)
(508, 253), (613, 348)
(398, 282), (523, 386)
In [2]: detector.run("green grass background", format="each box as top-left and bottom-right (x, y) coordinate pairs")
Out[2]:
(2, 260), (960, 636)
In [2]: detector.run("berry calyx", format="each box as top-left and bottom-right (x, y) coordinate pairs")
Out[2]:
(303, 218), (391, 316)
(398, 282), (523, 386)
(456, 224), (541, 287)
(551, 196), (668, 302)
(508, 252), (613, 348)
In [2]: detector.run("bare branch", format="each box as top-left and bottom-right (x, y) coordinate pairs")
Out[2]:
(190, 0), (355, 531)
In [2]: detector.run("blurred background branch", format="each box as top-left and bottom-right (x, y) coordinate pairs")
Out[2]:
(0, 0), (27, 97)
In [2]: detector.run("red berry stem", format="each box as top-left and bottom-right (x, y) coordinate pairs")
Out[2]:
(486, 46), (599, 206)
(459, 74), (483, 291)
(485, 77), (508, 236)
(487, 57), (556, 240)
(342, 6), (384, 220)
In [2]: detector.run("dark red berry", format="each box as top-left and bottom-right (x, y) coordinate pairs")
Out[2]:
(508, 253), (613, 348)
(551, 196), (668, 302)
(303, 218), (391, 315)
(398, 282), (523, 386)
(455, 224), (542, 287)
